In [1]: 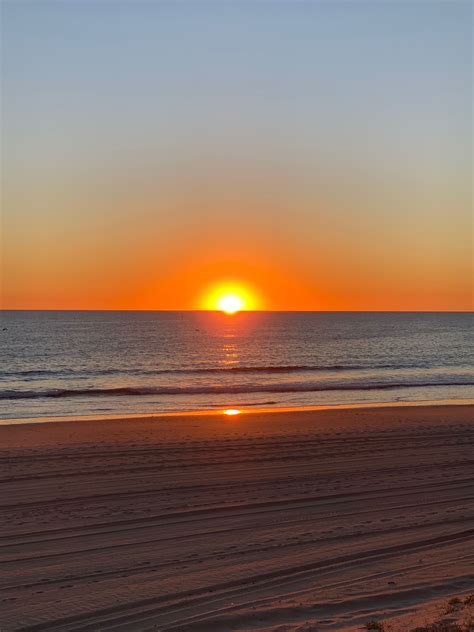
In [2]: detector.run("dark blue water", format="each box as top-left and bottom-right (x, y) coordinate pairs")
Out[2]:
(1, 311), (472, 420)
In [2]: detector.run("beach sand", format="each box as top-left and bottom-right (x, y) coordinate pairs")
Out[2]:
(0, 404), (472, 631)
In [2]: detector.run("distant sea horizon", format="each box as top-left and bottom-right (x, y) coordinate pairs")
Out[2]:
(3, 310), (473, 313)
(1, 310), (473, 421)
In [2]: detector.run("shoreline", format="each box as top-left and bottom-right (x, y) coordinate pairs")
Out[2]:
(1, 396), (473, 427)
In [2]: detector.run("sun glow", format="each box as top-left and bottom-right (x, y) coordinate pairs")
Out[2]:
(224, 408), (241, 416)
(217, 294), (244, 314)
(200, 282), (260, 313)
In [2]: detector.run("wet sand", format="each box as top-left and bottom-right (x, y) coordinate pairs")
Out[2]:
(0, 404), (473, 631)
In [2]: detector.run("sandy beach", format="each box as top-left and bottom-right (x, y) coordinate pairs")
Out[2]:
(0, 404), (473, 631)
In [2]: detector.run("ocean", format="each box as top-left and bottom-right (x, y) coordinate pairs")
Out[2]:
(1, 311), (472, 420)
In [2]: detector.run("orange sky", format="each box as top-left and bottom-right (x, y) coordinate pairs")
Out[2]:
(2, 2), (472, 311)
(3, 155), (473, 311)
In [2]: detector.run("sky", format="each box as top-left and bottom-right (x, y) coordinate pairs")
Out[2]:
(2, 0), (472, 310)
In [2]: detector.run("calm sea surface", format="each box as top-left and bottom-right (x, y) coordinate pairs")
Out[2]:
(1, 311), (473, 420)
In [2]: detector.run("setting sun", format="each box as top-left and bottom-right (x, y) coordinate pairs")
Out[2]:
(217, 294), (244, 314)
(200, 281), (260, 312)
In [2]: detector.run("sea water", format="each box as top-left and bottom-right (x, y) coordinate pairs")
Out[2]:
(1, 311), (472, 420)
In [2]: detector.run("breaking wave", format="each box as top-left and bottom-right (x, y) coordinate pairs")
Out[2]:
(2, 379), (473, 400)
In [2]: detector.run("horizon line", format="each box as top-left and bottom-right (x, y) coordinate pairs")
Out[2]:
(1, 309), (473, 314)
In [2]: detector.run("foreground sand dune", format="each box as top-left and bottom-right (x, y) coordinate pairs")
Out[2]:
(0, 404), (473, 631)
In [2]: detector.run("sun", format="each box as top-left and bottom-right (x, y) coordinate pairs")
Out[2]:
(200, 281), (260, 313)
(217, 293), (244, 314)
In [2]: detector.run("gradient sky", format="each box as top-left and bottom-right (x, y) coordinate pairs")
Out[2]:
(2, 0), (472, 310)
